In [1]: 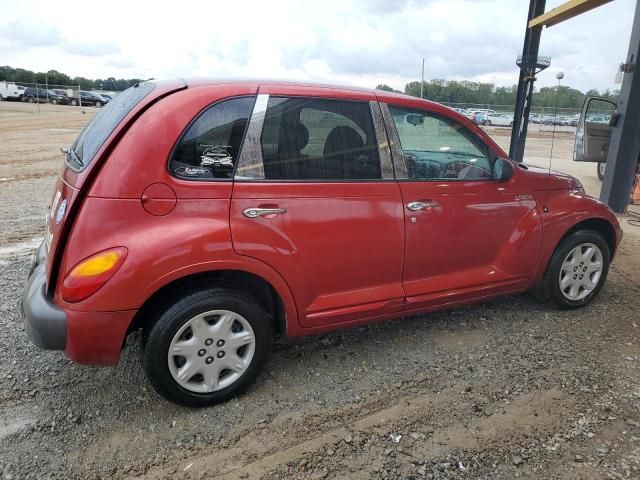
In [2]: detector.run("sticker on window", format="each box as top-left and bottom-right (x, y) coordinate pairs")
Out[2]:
(174, 166), (213, 178)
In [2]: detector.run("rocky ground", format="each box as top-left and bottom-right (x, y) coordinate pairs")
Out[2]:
(0, 101), (639, 480)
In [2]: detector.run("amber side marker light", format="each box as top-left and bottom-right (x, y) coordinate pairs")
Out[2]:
(61, 247), (128, 303)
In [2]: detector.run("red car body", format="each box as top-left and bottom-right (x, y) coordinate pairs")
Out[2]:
(23, 79), (621, 368)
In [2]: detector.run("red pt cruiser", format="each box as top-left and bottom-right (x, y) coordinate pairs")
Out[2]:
(22, 79), (622, 406)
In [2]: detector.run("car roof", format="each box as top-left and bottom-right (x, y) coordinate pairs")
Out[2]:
(181, 77), (447, 110)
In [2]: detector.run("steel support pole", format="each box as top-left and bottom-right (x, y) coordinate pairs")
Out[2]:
(509, 0), (546, 162)
(599, 1), (640, 213)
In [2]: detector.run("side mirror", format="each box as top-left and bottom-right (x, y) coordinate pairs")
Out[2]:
(493, 158), (514, 182)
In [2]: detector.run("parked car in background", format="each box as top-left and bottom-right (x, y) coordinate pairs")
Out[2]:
(0, 82), (24, 101)
(21, 87), (66, 104)
(52, 89), (75, 104)
(70, 91), (108, 107)
(97, 92), (113, 101)
(484, 113), (514, 127)
(466, 111), (484, 124)
(22, 79), (621, 407)
(529, 113), (541, 123)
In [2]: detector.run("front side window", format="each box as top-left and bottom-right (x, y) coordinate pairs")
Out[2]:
(389, 106), (493, 181)
(259, 97), (381, 181)
(170, 96), (255, 180)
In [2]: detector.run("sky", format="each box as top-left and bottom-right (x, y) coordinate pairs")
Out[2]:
(0, 0), (635, 92)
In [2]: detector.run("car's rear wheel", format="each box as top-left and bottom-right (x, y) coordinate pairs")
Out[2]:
(485, 120), (492, 126)
(27, 96), (35, 103)
(71, 99), (78, 106)
(95, 101), (103, 107)
(50, 99), (58, 105)
(509, 121), (514, 127)
(597, 162), (606, 181)
(143, 287), (272, 407)
(537, 229), (610, 309)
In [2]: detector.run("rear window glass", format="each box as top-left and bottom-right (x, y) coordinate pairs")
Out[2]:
(68, 82), (155, 170)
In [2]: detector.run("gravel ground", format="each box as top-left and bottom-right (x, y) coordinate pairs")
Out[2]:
(1, 101), (639, 480)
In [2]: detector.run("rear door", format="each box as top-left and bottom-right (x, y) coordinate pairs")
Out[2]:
(574, 97), (617, 162)
(230, 87), (405, 327)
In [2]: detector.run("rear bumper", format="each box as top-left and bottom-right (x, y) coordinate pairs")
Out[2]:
(22, 241), (137, 366)
(22, 242), (67, 350)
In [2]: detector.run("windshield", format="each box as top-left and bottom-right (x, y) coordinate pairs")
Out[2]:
(68, 82), (155, 170)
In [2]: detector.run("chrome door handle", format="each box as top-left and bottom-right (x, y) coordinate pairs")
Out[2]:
(406, 201), (438, 211)
(243, 207), (287, 218)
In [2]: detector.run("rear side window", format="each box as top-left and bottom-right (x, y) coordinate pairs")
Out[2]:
(259, 97), (381, 181)
(69, 82), (155, 170)
(170, 97), (255, 180)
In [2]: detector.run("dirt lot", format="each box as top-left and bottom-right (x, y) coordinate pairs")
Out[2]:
(0, 101), (639, 480)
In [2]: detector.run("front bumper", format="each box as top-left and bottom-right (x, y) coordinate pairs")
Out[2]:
(22, 241), (67, 350)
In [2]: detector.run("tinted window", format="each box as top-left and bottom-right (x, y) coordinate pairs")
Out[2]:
(69, 82), (156, 170)
(170, 97), (254, 180)
(389, 106), (493, 180)
(260, 97), (380, 180)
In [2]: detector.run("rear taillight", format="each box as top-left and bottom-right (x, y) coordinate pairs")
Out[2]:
(61, 247), (127, 303)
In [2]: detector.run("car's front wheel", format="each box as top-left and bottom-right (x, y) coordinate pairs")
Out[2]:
(485, 120), (492, 126)
(95, 101), (103, 107)
(597, 162), (606, 181)
(143, 287), (272, 407)
(538, 229), (610, 309)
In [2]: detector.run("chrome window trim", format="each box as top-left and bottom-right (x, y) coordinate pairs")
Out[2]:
(235, 93), (269, 180)
(369, 101), (394, 180)
(379, 102), (408, 179)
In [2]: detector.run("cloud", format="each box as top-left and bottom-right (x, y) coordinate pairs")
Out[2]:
(62, 40), (120, 56)
(0, 0), (635, 92)
(0, 20), (63, 48)
(105, 57), (135, 69)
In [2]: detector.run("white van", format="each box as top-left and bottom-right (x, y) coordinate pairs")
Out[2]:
(0, 82), (25, 100)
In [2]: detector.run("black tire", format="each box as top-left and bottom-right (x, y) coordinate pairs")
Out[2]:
(71, 99), (78, 106)
(536, 229), (610, 310)
(597, 162), (606, 181)
(509, 121), (514, 127)
(95, 101), (103, 107)
(143, 287), (272, 407)
(27, 96), (35, 103)
(50, 99), (58, 105)
(485, 120), (491, 126)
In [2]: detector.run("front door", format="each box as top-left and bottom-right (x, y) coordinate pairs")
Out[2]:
(382, 103), (542, 310)
(231, 89), (405, 328)
(574, 97), (616, 162)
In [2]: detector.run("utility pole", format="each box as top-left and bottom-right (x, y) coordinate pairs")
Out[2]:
(420, 58), (425, 99)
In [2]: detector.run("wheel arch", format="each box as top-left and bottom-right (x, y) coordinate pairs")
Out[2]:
(561, 217), (618, 260)
(126, 269), (288, 343)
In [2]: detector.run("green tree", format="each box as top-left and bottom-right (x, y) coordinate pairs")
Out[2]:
(375, 84), (400, 93)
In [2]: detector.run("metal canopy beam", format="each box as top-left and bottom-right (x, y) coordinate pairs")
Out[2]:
(528, 0), (613, 28)
(599, 1), (640, 213)
(509, 0), (547, 163)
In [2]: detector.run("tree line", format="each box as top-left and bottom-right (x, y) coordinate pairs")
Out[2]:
(376, 79), (619, 109)
(0, 66), (142, 91)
